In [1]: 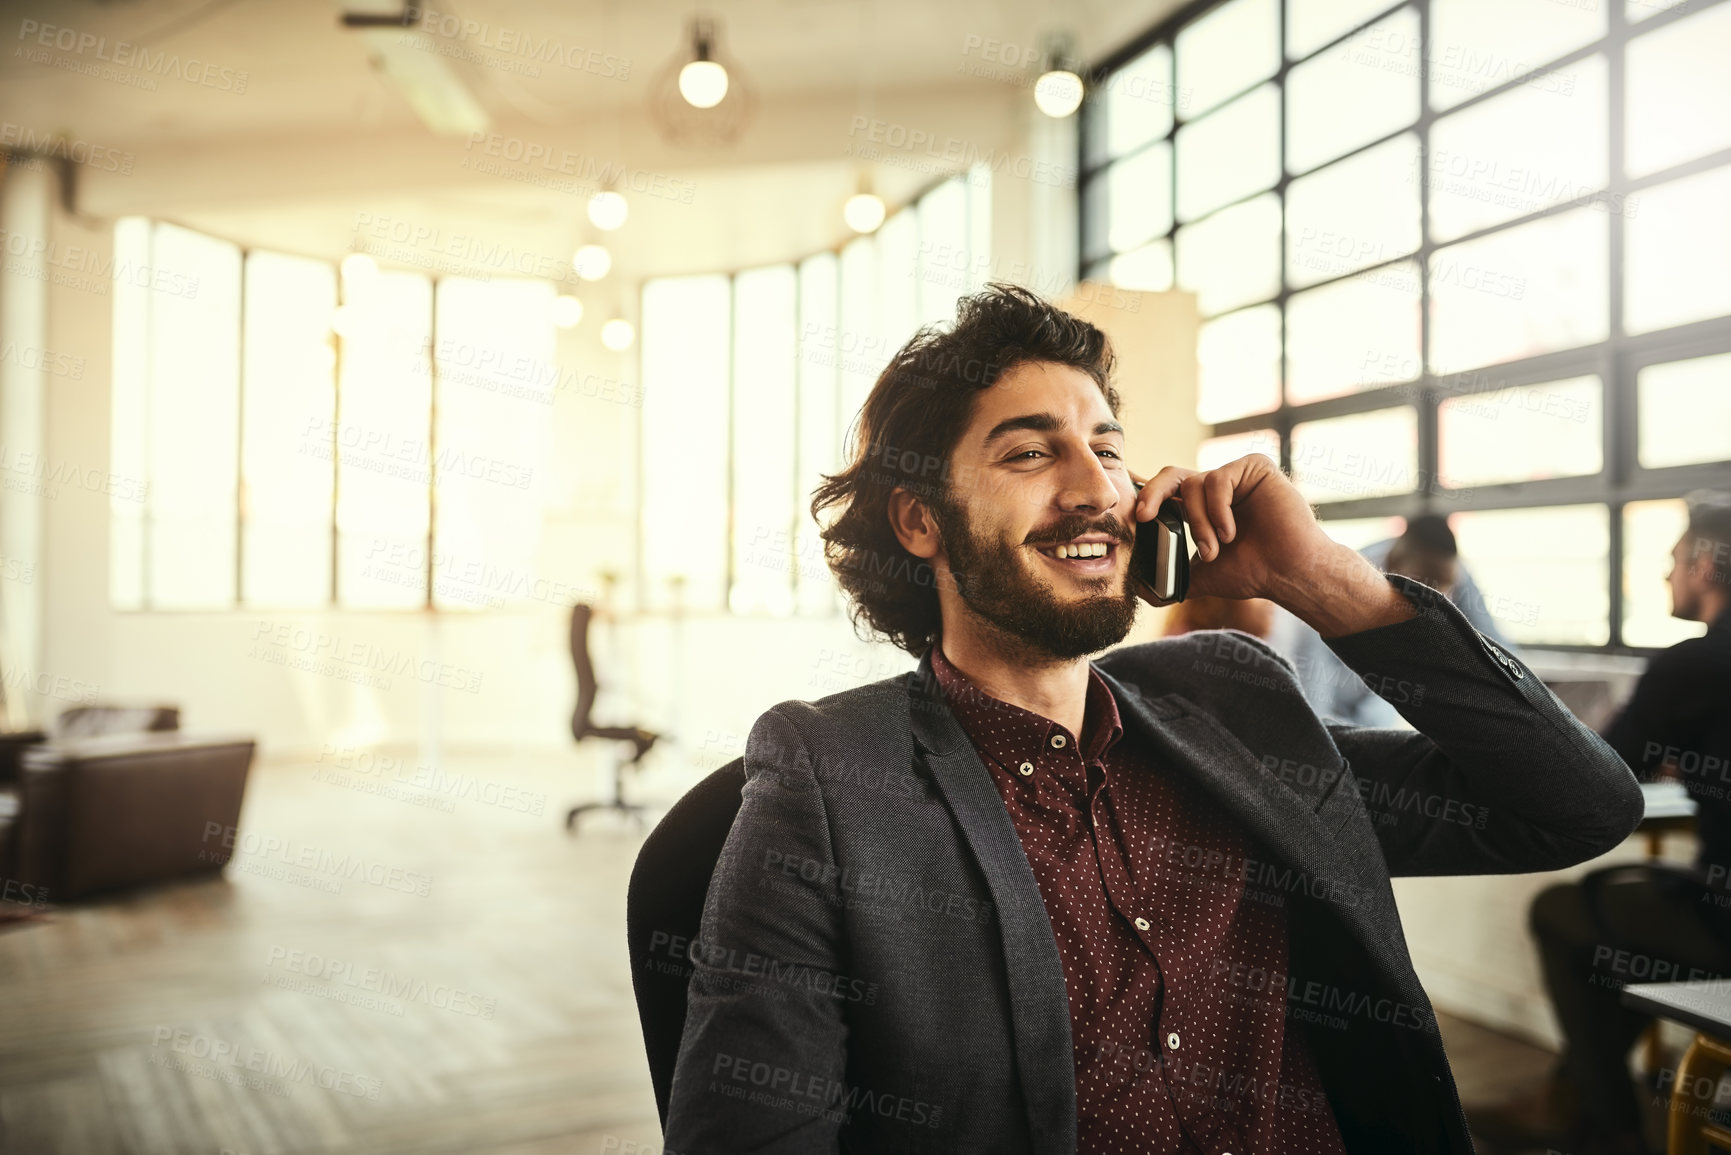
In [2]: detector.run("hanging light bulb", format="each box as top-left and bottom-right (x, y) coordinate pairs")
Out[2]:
(551, 295), (584, 329)
(587, 189), (629, 231)
(1034, 34), (1085, 119)
(573, 243), (612, 281)
(1034, 69), (1084, 117)
(340, 252), (379, 282)
(600, 318), (636, 351)
(678, 20), (729, 109)
(843, 192), (885, 234)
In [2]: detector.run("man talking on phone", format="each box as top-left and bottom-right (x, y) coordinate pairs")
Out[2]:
(663, 284), (1642, 1154)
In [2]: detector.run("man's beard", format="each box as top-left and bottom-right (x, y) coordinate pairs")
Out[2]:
(927, 486), (1140, 662)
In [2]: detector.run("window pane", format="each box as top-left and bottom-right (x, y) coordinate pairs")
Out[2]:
(1290, 408), (1419, 502)
(1638, 352), (1731, 468)
(1197, 305), (1282, 424)
(1176, 83), (1280, 222)
(110, 218), (150, 609)
(1108, 240), (1175, 292)
(1428, 0), (1605, 112)
(797, 254), (841, 616)
(876, 208), (919, 360)
(1288, 0), (1402, 59)
(731, 266), (798, 616)
(1428, 55), (1607, 242)
(641, 276), (730, 612)
(1626, 2), (1731, 179)
(1107, 143), (1173, 254)
(1622, 499), (1705, 647)
(149, 223), (241, 609)
(1428, 207), (1607, 375)
(1175, 193), (1281, 316)
(1285, 261), (1422, 404)
(334, 269), (432, 608)
(916, 176), (969, 326)
(242, 251), (336, 608)
(1624, 164), (1731, 335)
(1451, 505), (1609, 645)
(1176, 0), (1279, 119)
(1437, 376), (1603, 487)
(839, 236), (879, 430)
(1197, 430), (1280, 470)
(1285, 8), (1420, 174)
(431, 277), (552, 612)
(1286, 134), (1421, 288)
(1089, 43), (1175, 165)
(968, 163), (993, 294)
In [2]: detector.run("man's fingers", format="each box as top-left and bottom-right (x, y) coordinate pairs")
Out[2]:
(1203, 469), (1237, 546)
(1137, 465), (1193, 522)
(1179, 473), (1219, 560)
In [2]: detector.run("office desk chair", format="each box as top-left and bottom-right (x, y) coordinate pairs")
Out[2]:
(624, 757), (747, 1125)
(566, 603), (661, 831)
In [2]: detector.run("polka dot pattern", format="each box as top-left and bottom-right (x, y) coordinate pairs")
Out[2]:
(931, 645), (1346, 1155)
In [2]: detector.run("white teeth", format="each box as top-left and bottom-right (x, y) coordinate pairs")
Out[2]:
(1054, 542), (1108, 559)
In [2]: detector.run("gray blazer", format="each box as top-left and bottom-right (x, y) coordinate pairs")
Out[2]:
(664, 574), (1643, 1154)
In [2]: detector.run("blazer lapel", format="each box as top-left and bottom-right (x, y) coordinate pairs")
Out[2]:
(905, 651), (1077, 1155)
(1091, 665), (1404, 975)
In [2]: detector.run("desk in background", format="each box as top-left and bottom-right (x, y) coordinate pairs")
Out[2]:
(1624, 980), (1731, 1155)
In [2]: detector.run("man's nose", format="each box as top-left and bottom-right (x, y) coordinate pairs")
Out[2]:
(1055, 450), (1122, 514)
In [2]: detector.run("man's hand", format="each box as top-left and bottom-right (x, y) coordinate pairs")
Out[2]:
(1131, 455), (1420, 638)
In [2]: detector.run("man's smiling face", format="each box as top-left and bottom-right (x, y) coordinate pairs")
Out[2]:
(922, 360), (1143, 660)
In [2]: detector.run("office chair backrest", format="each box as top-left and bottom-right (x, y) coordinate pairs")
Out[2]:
(570, 603), (599, 741)
(625, 756), (748, 1126)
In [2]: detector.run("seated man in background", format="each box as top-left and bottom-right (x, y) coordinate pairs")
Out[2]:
(1270, 514), (1516, 727)
(1481, 491), (1731, 1155)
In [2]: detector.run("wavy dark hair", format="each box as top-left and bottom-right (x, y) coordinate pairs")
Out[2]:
(810, 283), (1119, 658)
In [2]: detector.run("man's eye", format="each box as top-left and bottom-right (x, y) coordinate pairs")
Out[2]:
(1010, 450), (1046, 461)
(1097, 449), (1122, 459)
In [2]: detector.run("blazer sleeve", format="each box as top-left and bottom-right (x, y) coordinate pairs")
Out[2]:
(1317, 573), (1644, 877)
(663, 707), (851, 1154)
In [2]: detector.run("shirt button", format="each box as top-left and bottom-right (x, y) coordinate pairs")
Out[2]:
(1166, 1031), (1180, 1051)
(1050, 733), (1067, 749)
(1018, 761), (1034, 776)
(1134, 917), (1150, 931)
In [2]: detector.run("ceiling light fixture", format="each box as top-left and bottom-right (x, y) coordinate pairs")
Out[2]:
(587, 189), (629, 231)
(551, 295), (584, 329)
(678, 21), (729, 109)
(1034, 33), (1085, 119)
(573, 244), (612, 281)
(340, 7), (491, 137)
(843, 172), (885, 235)
(600, 318), (636, 351)
(340, 252), (379, 283)
(650, 17), (752, 147)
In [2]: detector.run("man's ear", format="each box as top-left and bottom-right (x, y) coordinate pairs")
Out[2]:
(888, 487), (942, 561)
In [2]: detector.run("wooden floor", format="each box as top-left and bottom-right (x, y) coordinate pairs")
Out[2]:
(0, 747), (1562, 1154)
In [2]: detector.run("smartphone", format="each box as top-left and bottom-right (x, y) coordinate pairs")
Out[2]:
(1130, 482), (1190, 606)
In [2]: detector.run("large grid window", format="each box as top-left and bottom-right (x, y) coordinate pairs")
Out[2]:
(637, 168), (992, 615)
(1081, 0), (1731, 650)
(112, 220), (554, 611)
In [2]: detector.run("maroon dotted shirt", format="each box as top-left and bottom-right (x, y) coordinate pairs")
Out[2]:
(929, 644), (1347, 1155)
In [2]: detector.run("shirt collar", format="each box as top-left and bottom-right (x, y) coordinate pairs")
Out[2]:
(927, 642), (1124, 768)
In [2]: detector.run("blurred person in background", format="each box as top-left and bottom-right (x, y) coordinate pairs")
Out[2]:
(1270, 514), (1515, 727)
(1476, 491), (1731, 1155)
